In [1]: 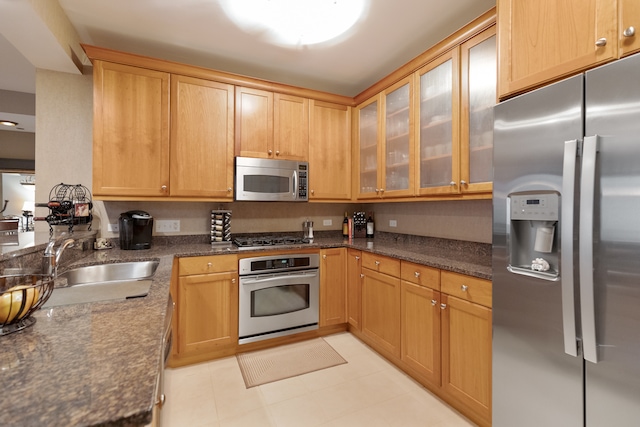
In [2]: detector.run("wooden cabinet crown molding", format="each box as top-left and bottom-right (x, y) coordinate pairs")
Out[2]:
(81, 43), (353, 106)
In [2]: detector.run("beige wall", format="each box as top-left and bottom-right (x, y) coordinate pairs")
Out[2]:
(34, 69), (492, 243)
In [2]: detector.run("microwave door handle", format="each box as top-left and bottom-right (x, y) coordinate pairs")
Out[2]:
(292, 170), (298, 199)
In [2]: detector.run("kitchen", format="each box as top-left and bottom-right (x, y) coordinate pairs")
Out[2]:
(1, 1), (639, 426)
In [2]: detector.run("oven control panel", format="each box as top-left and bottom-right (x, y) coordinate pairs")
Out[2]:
(239, 254), (320, 275)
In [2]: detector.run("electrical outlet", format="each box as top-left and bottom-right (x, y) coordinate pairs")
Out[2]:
(156, 220), (180, 233)
(107, 223), (119, 232)
(323, 219), (332, 226)
(389, 220), (397, 227)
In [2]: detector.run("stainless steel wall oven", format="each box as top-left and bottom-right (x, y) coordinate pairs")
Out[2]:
(238, 254), (319, 344)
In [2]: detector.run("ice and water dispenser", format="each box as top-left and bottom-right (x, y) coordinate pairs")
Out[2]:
(507, 192), (559, 279)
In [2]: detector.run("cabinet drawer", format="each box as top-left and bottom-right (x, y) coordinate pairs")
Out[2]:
(179, 255), (237, 276)
(400, 261), (440, 290)
(441, 271), (492, 308)
(362, 252), (401, 277)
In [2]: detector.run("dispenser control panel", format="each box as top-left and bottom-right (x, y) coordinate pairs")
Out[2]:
(510, 193), (559, 221)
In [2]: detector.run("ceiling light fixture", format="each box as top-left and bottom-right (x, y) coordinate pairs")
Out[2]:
(0, 120), (19, 127)
(220, 0), (367, 47)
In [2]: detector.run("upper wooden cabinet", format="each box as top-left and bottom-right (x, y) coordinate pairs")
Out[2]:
(497, 0), (640, 99)
(170, 75), (234, 198)
(92, 60), (235, 200)
(235, 87), (309, 161)
(92, 61), (170, 197)
(355, 76), (415, 199)
(308, 101), (352, 200)
(415, 26), (496, 197)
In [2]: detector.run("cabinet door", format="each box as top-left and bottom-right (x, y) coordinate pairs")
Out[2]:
(178, 271), (238, 354)
(320, 248), (347, 326)
(362, 268), (401, 357)
(308, 100), (351, 200)
(460, 27), (496, 194)
(415, 48), (461, 196)
(621, 0), (640, 57)
(356, 94), (382, 199)
(441, 294), (492, 424)
(235, 86), (273, 158)
(92, 60), (170, 197)
(382, 76), (414, 197)
(498, 0), (617, 99)
(346, 249), (362, 330)
(401, 281), (441, 386)
(274, 93), (309, 161)
(170, 75), (234, 198)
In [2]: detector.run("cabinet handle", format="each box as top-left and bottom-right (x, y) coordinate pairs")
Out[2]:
(450, 181), (456, 186)
(461, 284), (468, 292)
(360, 274), (365, 279)
(207, 262), (212, 268)
(268, 149), (273, 155)
(232, 278), (236, 284)
(414, 271), (420, 278)
(323, 254), (327, 259)
(431, 299), (437, 306)
(623, 26), (636, 37)
(161, 185), (167, 191)
(375, 188), (380, 193)
(355, 256), (360, 260)
(375, 261), (380, 266)
(380, 188), (384, 194)
(311, 189), (315, 195)
(440, 303), (447, 310)
(275, 150), (280, 156)
(227, 187), (232, 192)
(460, 180), (467, 186)
(595, 38), (607, 47)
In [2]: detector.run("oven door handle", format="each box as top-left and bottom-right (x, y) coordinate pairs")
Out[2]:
(241, 271), (318, 285)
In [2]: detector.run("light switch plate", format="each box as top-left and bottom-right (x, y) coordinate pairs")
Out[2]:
(323, 219), (332, 226)
(107, 223), (119, 232)
(156, 220), (180, 232)
(389, 220), (397, 227)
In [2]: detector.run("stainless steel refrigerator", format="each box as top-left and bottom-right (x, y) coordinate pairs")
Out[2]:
(493, 52), (640, 426)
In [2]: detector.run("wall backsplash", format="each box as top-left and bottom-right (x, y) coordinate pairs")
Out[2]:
(35, 69), (492, 245)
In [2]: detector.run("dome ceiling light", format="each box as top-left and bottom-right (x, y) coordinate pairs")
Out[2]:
(220, 0), (367, 47)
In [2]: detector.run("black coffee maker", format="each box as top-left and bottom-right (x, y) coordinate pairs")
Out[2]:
(119, 210), (153, 250)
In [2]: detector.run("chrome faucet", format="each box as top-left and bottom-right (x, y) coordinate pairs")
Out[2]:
(43, 238), (75, 277)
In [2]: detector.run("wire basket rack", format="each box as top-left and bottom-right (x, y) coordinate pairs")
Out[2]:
(36, 183), (93, 235)
(0, 273), (55, 336)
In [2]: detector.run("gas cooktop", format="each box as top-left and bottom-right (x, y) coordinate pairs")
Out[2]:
(233, 235), (311, 249)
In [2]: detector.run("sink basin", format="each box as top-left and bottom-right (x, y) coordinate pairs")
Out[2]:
(60, 260), (159, 286)
(41, 261), (160, 308)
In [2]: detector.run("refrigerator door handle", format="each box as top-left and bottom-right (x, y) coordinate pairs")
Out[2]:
(561, 139), (579, 357)
(580, 135), (599, 363)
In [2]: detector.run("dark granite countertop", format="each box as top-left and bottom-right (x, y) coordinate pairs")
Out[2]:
(0, 232), (491, 426)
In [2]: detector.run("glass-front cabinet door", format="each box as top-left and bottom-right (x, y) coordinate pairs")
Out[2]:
(415, 48), (460, 196)
(383, 77), (414, 197)
(460, 27), (496, 194)
(356, 95), (380, 199)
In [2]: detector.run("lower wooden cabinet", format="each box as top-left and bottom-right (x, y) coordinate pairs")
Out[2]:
(361, 256), (401, 358)
(172, 255), (238, 364)
(319, 248), (347, 326)
(346, 249), (362, 330)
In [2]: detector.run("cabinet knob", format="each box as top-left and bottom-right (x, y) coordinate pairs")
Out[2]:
(414, 271), (420, 278)
(227, 187), (232, 192)
(232, 278), (236, 284)
(207, 262), (212, 268)
(595, 38), (607, 47)
(355, 256), (360, 260)
(375, 261), (380, 266)
(161, 185), (167, 191)
(431, 299), (437, 306)
(311, 189), (315, 195)
(360, 274), (365, 279)
(323, 254), (327, 259)
(440, 303), (447, 310)
(461, 284), (468, 292)
(375, 188), (380, 193)
(275, 150), (280, 156)
(268, 149), (273, 155)
(380, 188), (384, 194)
(623, 26), (636, 37)
(460, 180), (467, 186)
(450, 181), (456, 186)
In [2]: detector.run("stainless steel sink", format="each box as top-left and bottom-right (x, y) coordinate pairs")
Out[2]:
(41, 261), (160, 308)
(60, 260), (159, 286)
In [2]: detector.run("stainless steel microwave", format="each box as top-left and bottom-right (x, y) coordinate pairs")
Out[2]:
(234, 156), (308, 202)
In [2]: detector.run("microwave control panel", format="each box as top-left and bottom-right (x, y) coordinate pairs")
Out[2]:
(297, 163), (308, 199)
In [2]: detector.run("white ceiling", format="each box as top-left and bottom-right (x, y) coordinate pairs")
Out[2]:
(0, 0), (495, 130)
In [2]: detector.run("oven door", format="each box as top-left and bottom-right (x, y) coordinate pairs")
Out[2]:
(239, 269), (319, 343)
(235, 157), (303, 201)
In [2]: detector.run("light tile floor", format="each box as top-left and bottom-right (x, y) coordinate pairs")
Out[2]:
(162, 332), (475, 427)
